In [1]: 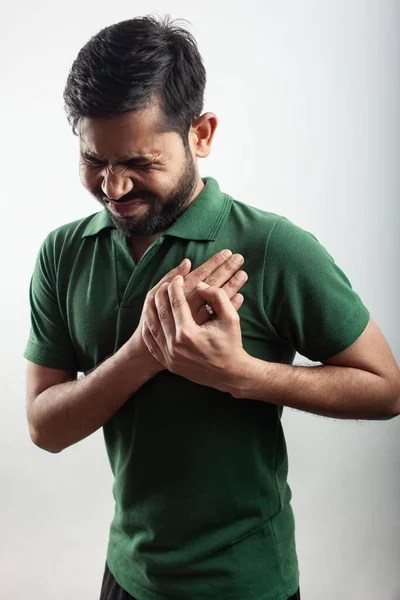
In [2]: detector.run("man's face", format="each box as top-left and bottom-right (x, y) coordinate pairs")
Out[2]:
(78, 104), (199, 237)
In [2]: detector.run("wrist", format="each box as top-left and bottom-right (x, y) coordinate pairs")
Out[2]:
(221, 350), (261, 399)
(125, 332), (165, 377)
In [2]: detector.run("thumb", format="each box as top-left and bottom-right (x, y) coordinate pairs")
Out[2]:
(196, 282), (239, 321)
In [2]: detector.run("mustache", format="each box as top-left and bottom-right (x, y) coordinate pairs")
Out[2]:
(96, 191), (155, 204)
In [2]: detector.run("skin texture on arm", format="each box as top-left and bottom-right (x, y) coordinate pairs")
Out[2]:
(26, 340), (161, 454)
(26, 251), (248, 453)
(142, 277), (400, 421)
(229, 317), (400, 420)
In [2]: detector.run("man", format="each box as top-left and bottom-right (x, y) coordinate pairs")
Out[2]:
(24, 15), (399, 600)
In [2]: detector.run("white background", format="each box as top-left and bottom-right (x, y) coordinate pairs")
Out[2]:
(1, 1), (399, 598)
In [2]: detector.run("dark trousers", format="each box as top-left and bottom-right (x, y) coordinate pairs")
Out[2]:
(100, 562), (301, 600)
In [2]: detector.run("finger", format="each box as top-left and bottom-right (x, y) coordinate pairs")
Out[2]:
(195, 271), (247, 324)
(195, 294), (243, 326)
(220, 269), (248, 298)
(230, 293), (244, 312)
(154, 281), (176, 342)
(142, 321), (166, 366)
(186, 256), (246, 316)
(151, 258), (192, 296)
(195, 269), (247, 320)
(196, 283), (240, 322)
(167, 275), (197, 332)
(144, 294), (168, 351)
(202, 254), (245, 290)
(183, 249), (233, 294)
(142, 258), (191, 327)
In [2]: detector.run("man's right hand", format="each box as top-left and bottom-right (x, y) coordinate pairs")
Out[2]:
(129, 250), (247, 372)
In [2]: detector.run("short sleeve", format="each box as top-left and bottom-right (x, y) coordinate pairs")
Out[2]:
(23, 235), (80, 371)
(263, 217), (370, 362)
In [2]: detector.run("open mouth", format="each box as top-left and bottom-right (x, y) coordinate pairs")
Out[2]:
(106, 200), (147, 215)
(106, 199), (143, 206)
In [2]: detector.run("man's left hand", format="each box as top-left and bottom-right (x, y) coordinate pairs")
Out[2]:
(142, 274), (249, 393)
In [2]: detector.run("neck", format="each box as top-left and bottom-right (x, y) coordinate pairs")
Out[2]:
(128, 176), (205, 262)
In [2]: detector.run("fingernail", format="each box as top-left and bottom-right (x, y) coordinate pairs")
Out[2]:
(233, 253), (243, 263)
(222, 249), (232, 259)
(179, 258), (188, 268)
(197, 281), (209, 289)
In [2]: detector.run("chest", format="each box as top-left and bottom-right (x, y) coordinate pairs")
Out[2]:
(60, 233), (293, 373)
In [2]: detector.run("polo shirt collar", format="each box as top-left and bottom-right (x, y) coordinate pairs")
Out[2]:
(81, 177), (232, 241)
(81, 205), (114, 238)
(163, 177), (232, 241)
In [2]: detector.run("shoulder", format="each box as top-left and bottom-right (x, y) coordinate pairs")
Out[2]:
(227, 195), (323, 257)
(230, 196), (284, 226)
(32, 212), (105, 281)
(41, 211), (103, 256)
(45, 212), (100, 243)
(227, 196), (287, 242)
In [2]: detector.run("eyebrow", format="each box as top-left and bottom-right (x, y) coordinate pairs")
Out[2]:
(80, 151), (154, 166)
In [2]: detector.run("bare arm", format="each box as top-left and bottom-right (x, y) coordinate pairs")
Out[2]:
(26, 250), (248, 453)
(142, 281), (400, 421)
(27, 338), (159, 453)
(229, 318), (400, 420)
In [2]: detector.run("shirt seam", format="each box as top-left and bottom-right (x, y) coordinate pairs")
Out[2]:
(108, 510), (295, 600)
(310, 303), (370, 361)
(208, 194), (232, 239)
(261, 216), (288, 338)
(25, 339), (78, 360)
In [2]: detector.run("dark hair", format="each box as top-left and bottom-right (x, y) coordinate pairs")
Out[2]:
(63, 15), (206, 145)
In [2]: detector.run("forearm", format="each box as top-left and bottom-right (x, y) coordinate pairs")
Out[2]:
(29, 341), (161, 453)
(228, 355), (398, 420)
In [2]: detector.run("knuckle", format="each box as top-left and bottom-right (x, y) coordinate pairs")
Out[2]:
(231, 271), (248, 286)
(149, 324), (159, 337)
(168, 344), (180, 362)
(205, 275), (218, 287)
(211, 253), (224, 268)
(225, 277), (237, 290)
(158, 307), (169, 322)
(192, 266), (207, 281)
(176, 329), (191, 345)
(224, 260), (238, 273)
(169, 344), (178, 358)
(171, 296), (184, 310)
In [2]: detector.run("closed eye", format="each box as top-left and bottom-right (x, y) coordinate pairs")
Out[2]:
(133, 162), (152, 170)
(81, 155), (104, 167)
(82, 157), (152, 170)
(84, 159), (104, 168)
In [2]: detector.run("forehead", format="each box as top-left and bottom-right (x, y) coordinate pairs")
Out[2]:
(78, 105), (178, 159)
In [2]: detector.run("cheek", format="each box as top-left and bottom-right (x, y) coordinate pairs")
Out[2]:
(79, 164), (98, 192)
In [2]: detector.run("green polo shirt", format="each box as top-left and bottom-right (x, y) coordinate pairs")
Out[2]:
(24, 177), (370, 600)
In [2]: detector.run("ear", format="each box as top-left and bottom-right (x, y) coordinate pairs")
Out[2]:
(189, 112), (218, 158)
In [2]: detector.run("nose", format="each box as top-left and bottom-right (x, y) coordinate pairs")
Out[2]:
(101, 169), (134, 201)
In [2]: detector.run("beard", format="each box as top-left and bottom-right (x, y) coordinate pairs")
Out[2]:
(94, 151), (198, 238)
